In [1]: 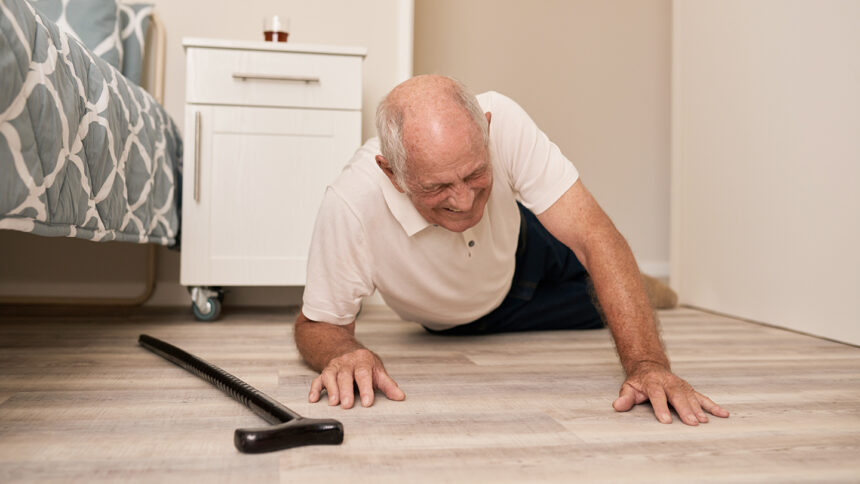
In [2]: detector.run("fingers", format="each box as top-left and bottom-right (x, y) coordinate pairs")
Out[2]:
(307, 349), (405, 409)
(374, 367), (406, 401)
(612, 383), (638, 412)
(617, 369), (729, 426)
(688, 394), (709, 423)
(311, 367), (360, 408)
(697, 392), (730, 418)
(645, 384), (673, 424)
(309, 376), (323, 403)
(663, 386), (699, 426)
(337, 369), (356, 408)
(354, 366), (375, 407)
(321, 368), (340, 406)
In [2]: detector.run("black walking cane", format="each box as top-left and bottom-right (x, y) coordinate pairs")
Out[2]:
(139, 334), (343, 453)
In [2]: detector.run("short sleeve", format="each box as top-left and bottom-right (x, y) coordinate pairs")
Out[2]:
(484, 91), (579, 215)
(301, 187), (375, 325)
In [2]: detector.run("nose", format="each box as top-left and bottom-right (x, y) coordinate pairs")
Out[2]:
(446, 183), (476, 211)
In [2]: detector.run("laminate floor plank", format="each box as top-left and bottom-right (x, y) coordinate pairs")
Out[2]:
(1, 305), (858, 483)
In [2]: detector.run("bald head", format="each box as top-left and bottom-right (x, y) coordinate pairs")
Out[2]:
(376, 75), (489, 188)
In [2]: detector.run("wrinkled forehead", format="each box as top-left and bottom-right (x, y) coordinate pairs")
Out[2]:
(402, 107), (485, 161)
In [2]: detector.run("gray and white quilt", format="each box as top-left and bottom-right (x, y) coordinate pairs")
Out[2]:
(0, 0), (182, 246)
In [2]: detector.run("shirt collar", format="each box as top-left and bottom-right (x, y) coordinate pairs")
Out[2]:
(376, 167), (433, 237)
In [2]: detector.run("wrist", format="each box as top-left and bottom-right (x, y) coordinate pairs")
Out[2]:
(625, 358), (670, 376)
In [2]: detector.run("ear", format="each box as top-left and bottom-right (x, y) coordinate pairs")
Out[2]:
(375, 155), (406, 193)
(485, 111), (492, 132)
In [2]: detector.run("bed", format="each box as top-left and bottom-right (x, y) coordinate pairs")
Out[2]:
(0, 0), (182, 248)
(0, 0), (182, 305)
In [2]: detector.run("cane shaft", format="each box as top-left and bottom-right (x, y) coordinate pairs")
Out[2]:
(139, 334), (301, 424)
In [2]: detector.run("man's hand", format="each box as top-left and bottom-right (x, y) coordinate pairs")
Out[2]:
(308, 348), (405, 409)
(294, 312), (405, 409)
(612, 361), (729, 425)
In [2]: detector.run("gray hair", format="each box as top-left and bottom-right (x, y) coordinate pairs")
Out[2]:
(375, 76), (489, 189)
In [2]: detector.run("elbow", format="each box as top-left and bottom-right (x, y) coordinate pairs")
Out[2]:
(294, 311), (313, 342)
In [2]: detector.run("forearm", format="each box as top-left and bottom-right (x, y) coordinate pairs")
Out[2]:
(585, 229), (669, 375)
(294, 312), (365, 372)
(538, 182), (727, 424)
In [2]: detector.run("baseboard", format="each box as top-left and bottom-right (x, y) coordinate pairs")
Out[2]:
(0, 282), (148, 300)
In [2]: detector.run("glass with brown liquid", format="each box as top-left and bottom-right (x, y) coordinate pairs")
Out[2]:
(264, 30), (288, 42)
(263, 16), (289, 42)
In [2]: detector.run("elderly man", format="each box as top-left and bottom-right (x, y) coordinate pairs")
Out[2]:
(295, 75), (729, 426)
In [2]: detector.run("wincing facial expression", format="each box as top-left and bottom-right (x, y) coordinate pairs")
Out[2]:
(401, 145), (493, 233)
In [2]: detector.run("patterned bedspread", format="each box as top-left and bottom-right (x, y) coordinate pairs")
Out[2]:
(0, 0), (182, 246)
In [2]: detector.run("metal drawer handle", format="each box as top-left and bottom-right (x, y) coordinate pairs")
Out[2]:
(194, 111), (201, 203)
(232, 73), (320, 83)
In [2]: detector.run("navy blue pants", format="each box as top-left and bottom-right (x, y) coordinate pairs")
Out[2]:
(425, 203), (605, 335)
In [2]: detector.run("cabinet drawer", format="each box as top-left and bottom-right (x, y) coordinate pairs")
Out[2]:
(186, 48), (363, 110)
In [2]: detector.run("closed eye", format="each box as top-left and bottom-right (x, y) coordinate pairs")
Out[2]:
(422, 184), (449, 194)
(465, 167), (488, 182)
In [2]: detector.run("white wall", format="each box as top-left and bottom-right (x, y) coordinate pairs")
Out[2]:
(671, 0), (860, 344)
(414, 0), (672, 277)
(0, 0), (412, 307)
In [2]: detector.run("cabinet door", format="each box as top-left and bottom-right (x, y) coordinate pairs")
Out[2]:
(181, 105), (361, 286)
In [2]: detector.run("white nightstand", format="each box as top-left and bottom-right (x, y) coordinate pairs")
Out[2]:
(180, 38), (366, 320)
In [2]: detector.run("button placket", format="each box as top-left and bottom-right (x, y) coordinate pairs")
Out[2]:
(462, 228), (477, 258)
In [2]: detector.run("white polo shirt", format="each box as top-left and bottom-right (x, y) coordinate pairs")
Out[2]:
(301, 91), (579, 330)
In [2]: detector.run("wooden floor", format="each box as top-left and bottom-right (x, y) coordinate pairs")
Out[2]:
(0, 305), (858, 483)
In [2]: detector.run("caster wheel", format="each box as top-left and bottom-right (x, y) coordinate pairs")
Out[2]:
(192, 297), (222, 322)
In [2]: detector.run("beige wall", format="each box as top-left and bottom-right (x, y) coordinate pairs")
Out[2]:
(0, 0), (411, 308)
(414, 0), (672, 276)
(672, 0), (860, 344)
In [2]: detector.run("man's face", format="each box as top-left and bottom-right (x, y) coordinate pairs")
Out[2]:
(402, 143), (493, 233)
